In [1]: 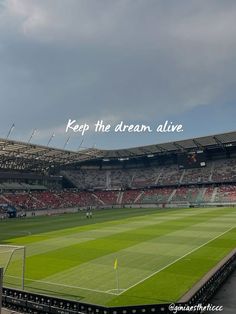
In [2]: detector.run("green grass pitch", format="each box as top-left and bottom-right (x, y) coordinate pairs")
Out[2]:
(0, 206), (236, 306)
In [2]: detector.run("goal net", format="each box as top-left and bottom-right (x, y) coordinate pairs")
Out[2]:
(0, 245), (26, 290)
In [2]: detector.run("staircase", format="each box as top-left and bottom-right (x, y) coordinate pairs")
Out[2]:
(211, 187), (218, 203)
(155, 170), (163, 185)
(106, 171), (111, 189)
(134, 191), (144, 203)
(179, 169), (186, 184)
(168, 189), (177, 202)
(200, 187), (207, 202)
(92, 193), (105, 205)
(0, 195), (11, 203)
(31, 195), (45, 207)
(209, 162), (215, 182)
(117, 191), (123, 205)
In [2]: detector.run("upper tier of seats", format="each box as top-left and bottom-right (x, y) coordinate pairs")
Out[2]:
(62, 158), (236, 190)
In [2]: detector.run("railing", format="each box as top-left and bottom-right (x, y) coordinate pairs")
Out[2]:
(0, 268), (3, 313)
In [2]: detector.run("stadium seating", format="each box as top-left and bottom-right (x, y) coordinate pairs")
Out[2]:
(92, 191), (119, 205)
(1, 183), (236, 211)
(139, 188), (173, 204)
(170, 187), (203, 203)
(202, 187), (215, 202)
(181, 167), (212, 184)
(0, 157), (236, 211)
(2, 193), (43, 210)
(214, 185), (236, 203)
(122, 190), (143, 204)
(62, 159), (236, 190)
(211, 159), (236, 183)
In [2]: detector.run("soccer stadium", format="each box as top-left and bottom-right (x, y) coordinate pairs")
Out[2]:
(0, 130), (236, 314)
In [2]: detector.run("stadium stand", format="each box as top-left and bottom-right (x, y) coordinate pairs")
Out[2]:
(0, 131), (236, 214)
(214, 185), (236, 203)
(62, 158), (236, 190)
(122, 190), (143, 204)
(138, 187), (173, 204)
(0, 182), (236, 213)
(1, 131), (236, 314)
(211, 159), (236, 182)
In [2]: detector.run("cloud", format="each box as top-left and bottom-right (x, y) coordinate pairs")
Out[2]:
(0, 0), (236, 148)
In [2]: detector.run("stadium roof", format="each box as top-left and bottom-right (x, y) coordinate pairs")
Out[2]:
(0, 138), (103, 171)
(99, 130), (236, 158)
(0, 131), (236, 171)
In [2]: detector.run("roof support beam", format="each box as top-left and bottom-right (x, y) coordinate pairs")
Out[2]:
(213, 136), (225, 149)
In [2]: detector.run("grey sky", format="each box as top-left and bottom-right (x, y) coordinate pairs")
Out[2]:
(0, 0), (235, 150)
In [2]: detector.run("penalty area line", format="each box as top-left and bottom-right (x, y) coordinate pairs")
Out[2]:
(106, 288), (126, 295)
(120, 225), (235, 295)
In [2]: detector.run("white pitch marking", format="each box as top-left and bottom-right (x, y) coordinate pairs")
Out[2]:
(5, 275), (113, 295)
(106, 289), (126, 295)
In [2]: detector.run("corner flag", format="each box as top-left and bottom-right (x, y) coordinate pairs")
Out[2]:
(114, 258), (118, 270)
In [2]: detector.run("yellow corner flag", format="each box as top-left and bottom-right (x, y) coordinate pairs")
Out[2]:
(114, 258), (118, 270)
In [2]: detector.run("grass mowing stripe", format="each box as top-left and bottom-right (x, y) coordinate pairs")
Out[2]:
(0, 207), (228, 244)
(21, 208), (232, 281)
(20, 210), (235, 292)
(2, 207), (236, 306)
(119, 225), (235, 294)
(0, 208), (182, 242)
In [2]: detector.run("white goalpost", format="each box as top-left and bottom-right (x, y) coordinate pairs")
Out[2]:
(0, 245), (26, 290)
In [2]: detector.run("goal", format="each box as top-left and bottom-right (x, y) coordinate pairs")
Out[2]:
(0, 245), (26, 290)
